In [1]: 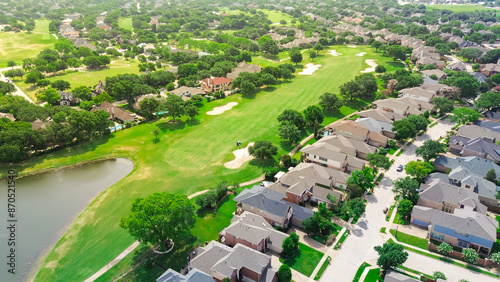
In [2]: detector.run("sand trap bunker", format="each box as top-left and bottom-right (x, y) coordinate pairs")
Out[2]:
(360, 59), (378, 73)
(347, 45), (357, 48)
(327, 50), (343, 56)
(299, 63), (321, 75)
(207, 102), (238, 115)
(355, 52), (367, 57)
(224, 142), (255, 169)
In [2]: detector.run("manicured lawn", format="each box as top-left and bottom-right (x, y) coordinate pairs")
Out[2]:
(118, 17), (133, 31)
(353, 262), (371, 282)
(0, 20), (56, 67)
(385, 205), (394, 222)
(397, 266), (433, 280)
(258, 9), (295, 24)
(396, 149), (404, 156)
(363, 268), (381, 282)
(426, 4), (498, 13)
(313, 256), (330, 280)
(191, 194), (236, 243)
(393, 212), (408, 225)
(333, 229), (349, 250)
(390, 229), (428, 250)
(16, 60), (141, 101)
(5, 46), (397, 281)
(380, 227), (386, 233)
(280, 243), (323, 277)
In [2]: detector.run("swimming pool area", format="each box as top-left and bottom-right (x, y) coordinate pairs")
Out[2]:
(109, 124), (124, 132)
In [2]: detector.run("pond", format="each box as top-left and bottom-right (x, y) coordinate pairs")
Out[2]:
(0, 158), (134, 282)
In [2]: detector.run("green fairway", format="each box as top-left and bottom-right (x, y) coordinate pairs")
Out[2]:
(258, 9), (294, 24)
(426, 4), (497, 13)
(3, 45), (402, 281)
(16, 60), (141, 101)
(280, 243), (323, 277)
(118, 17), (133, 31)
(0, 20), (56, 67)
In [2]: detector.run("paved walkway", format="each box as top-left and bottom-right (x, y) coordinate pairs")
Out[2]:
(0, 71), (34, 103)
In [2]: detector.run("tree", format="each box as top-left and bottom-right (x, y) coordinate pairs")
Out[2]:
(163, 95), (184, 121)
(405, 161), (434, 182)
(397, 199), (413, 221)
(309, 50), (317, 61)
(433, 271), (446, 280)
(313, 43), (324, 55)
(392, 118), (417, 139)
(319, 92), (342, 112)
(445, 75), (479, 99)
(340, 80), (364, 101)
(240, 80), (256, 95)
(72, 86), (92, 101)
(139, 98), (160, 115)
(24, 71), (42, 85)
(342, 198), (366, 220)
(392, 177), (420, 204)
(152, 129), (159, 141)
(475, 92), (500, 111)
(289, 48), (302, 65)
(0, 81), (15, 95)
(374, 242), (408, 270)
(277, 264), (292, 282)
(184, 103), (199, 121)
(462, 248), (479, 264)
(303, 105), (324, 125)
(261, 73), (277, 87)
(375, 65), (386, 73)
(366, 151), (391, 171)
(457, 48), (483, 62)
(372, 41), (383, 51)
(249, 140), (278, 159)
(438, 242), (453, 256)
(120, 192), (196, 252)
(407, 115), (429, 132)
(302, 216), (319, 235)
(279, 121), (301, 144)
(281, 233), (299, 258)
(278, 109), (305, 130)
(7, 60), (16, 69)
(486, 169), (497, 183)
(432, 97), (454, 116)
(386, 45), (406, 62)
(450, 108), (480, 125)
(346, 183), (363, 199)
(36, 88), (61, 105)
(50, 80), (70, 92)
(415, 140), (447, 162)
(347, 167), (375, 193)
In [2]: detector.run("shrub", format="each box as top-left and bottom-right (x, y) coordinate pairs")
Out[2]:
(433, 271), (446, 280)
(438, 242), (452, 256)
(462, 248), (479, 264)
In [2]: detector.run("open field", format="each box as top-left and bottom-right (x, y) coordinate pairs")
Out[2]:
(2, 46), (403, 281)
(220, 8), (294, 25)
(426, 4), (498, 13)
(118, 17), (133, 31)
(0, 20), (56, 68)
(15, 60), (141, 101)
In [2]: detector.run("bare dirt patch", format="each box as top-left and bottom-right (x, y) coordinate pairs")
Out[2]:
(207, 102), (238, 115)
(224, 142), (255, 169)
(360, 59), (378, 73)
(298, 63), (321, 75)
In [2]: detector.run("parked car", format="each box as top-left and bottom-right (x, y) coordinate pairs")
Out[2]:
(397, 164), (404, 172)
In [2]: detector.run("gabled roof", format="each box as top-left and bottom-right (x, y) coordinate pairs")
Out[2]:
(93, 101), (135, 122)
(212, 244), (271, 278)
(233, 186), (290, 218)
(474, 120), (500, 133)
(321, 134), (377, 155)
(169, 86), (205, 96)
(419, 178), (487, 214)
(457, 125), (500, 142)
(157, 268), (213, 282)
(300, 142), (347, 164)
(201, 77), (232, 86)
(421, 69), (447, 79)
(223, 221), (271, 245)
(357, 108), (402, 124)
(384, 270), (419, 282)
(328, 120), (369, 138)
(190, 241), (233, 276)
(450, 135), (500, 161)
(356, 117), (395, 134)
(484, 111), (500, 121)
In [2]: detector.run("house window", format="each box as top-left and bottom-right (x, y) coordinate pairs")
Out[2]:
(431, 232), (445, 241)
(457, 240), (469, 248)
(465, 185), (470, 188)
(314, 155), (316, 159)
(319, 157), (327, 162)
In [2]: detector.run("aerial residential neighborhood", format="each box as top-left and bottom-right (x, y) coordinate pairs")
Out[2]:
(1, 0), (500, 281)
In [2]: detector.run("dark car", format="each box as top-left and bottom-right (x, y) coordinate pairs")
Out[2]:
(397, 164), (404, 172)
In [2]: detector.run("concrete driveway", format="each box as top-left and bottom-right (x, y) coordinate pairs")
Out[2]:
(320, 119), (457, 281)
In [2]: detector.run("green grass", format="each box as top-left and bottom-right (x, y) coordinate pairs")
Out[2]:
(258, 9), (295, 24)
(385, 205), (394, 222)
(0, 20), (56, 67)
(390, 229), (428, 250)
(334, 229), (349, 250)
(426, 4), (498, 13)
(353, 262), (371, 282)
(4, 45), (396, 281)
(380, 227), (386, 233)
(314, 256), (331, 280)
(396, 149), (404, 156)
(363, 268), (381, 282)
(280, 243), (323, 277)
(393, 212), (408, 225)
(118, 17), (133, 31)
(190, 194), (236, 243)
(16, 60), (140, 101)
(429, 122), (437, 128)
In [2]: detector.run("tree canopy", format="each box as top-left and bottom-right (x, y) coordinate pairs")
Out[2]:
(374, 242), (408, 270)
(415, 140), (447, 162)
(450, 107), (480, 125)
(249, 140), (278, 159)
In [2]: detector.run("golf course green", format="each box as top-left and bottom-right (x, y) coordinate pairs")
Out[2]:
(3, 45), (403, 281)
